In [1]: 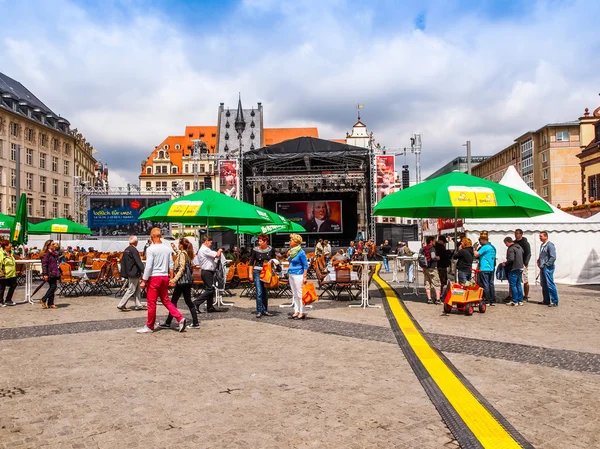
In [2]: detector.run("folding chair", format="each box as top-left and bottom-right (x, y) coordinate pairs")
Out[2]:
(58, 263), (81, 297)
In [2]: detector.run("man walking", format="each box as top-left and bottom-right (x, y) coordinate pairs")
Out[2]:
(503, 237), (524, 306)
(137, 228), (186, 333)
(118, 236), (146, 311)
(435, 235), (450, 286)
(513, 229), (531, 301)
(193, 236), (224, 313)
(538, 231), (559, 307)
(380, 239), (392, 273)
(323, 240), (332, 264)
(419, 237), (440, 304)
(474, 232), (496, 305)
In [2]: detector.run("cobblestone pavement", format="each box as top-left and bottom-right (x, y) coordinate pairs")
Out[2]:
(0, 273), (599, 448)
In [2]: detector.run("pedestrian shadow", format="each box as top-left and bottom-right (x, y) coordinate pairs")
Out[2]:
(55, 303), (71, 308)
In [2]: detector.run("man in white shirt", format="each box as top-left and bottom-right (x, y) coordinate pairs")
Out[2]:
(192, 236), (224, 313)
(137, 228), (186, 333)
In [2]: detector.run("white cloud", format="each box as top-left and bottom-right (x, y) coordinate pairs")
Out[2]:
(1, 0), (599, 184)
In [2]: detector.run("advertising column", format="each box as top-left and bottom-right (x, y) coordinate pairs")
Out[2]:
(219, 160), (238, 199)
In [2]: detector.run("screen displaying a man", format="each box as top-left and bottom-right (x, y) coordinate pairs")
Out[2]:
(305, 202), (341, 233)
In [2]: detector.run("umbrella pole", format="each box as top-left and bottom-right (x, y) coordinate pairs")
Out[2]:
(454, 208), (458, 251)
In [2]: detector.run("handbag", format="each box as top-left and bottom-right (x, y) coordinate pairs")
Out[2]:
(177, 255), (193, 286)
(266, 273), (279, 289)
(259, 262), (273, 284)
(302, 283), (318, 305)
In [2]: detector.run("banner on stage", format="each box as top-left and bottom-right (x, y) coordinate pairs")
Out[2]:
(376, 155), (396, 202)
(219, 160), (238, 198)
(276, 200), (343, 233)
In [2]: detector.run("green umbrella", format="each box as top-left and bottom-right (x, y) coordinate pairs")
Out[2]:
(0, 213), (15, 230)
(216, 221), (306, 236)
(10, 194), (28, 245)
(138, 189), (277, 226)
(28, 217), (92, 235)
(374, 171), (553, 219)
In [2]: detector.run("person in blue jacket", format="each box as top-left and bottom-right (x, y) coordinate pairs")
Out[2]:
(287, 233), (309, 320)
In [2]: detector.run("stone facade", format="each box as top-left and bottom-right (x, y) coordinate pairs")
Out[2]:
(575, 107), (600, 204)
(216, 97), (263, 154)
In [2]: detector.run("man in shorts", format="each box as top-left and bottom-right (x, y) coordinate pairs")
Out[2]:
(420, 236), (440, 304)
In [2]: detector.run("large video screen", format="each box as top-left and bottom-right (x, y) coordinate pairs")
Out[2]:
(88, 196), (172, 238)
(276, 200), (343, 233)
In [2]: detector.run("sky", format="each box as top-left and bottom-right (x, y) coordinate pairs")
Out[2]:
(1, 0), (599, 187)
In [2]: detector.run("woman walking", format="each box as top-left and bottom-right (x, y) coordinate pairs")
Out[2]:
(0, 240), (17, 306)
(40, 239), (60, 309)
(250, 234), (276, 319)
(160, 238), (199, 329)
(453, 237), (474, 284)
(287, 234), (309, 320)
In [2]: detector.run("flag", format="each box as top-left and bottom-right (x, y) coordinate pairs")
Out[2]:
(358, 104), (364, 109)
(10, 193), (28, 245)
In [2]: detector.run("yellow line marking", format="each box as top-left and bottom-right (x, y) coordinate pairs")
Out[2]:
(374, 273), (523, 449)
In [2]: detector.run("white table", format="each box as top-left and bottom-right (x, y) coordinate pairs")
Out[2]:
(387, 255), (400, 283)
(15, 260), (41, 304)
(349, 261), (381, 309)
(70, 270), (101, 280)
(398, 256), (420, 296)
(323, 271), (359, 283)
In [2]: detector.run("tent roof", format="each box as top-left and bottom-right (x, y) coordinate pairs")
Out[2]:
(465, 166), (600, 232)
(243, 136), (367, 160)
(587, 212), (600, 222)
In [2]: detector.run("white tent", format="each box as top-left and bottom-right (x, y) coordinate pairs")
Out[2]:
(464, 166), (600, 285)
(586, 211), (600, 222)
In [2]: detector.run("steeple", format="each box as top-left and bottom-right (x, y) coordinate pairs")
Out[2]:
(234, 93), (246, 137)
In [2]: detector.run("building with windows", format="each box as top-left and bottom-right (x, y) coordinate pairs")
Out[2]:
(471, 120), (582, 206)
(139, 97), (318, 196)
(576, 106), (600, 203)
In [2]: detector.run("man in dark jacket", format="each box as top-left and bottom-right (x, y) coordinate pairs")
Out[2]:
(118, 236), (146, 311)
(435, 235), (450, 286)
(503, 237), (524, 306)
(513, 229), (531, 301)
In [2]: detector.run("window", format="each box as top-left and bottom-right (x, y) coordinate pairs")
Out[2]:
(64, 160), (70, 176)
(10, 195), (16, 214)
(159, 150), (165, 158)
(10, 169), (16, 187)
(40, 200), (46, 218)
(52, 138), (60, 151)
(146, 181), (152, 190)
(589, 175), (597, 200)
(63, 204), (69, 218)
(40, 133), (48, 147)
(192, 163), (197, 174)
(39, 152), (46, 169)
(542, 134), (547, 145)
(52, 202), (58, 218)
(542, 152), (547, 163)
(556, 131), (569, 142)
(172, 166), (178, 174)
(40, 176), (47, 193)
(0, 139), (3, 158)
(63, 143), (71, 155)
(146, 167), (152, 175)
(185, 181), (190, 190)
(52, 179), (58, 195)
(184, 164), (189, 174)
(163, 144), (169, 150)
(175, 144), (181, 150)
(26, 128), (35, 142)
(52, 156), (58, 172)
(26, 197), (33, 216)
(171, 181), (178, 190)
(542, 169), (548, 180)
(209, 164), (213, 173)
(63, 181), (70, 197)
(199, 164), (205, 174)
(26, 148), (33, 165)
(10, 143), (17, 161)
(9, 122), (19, 137)
(162, 166), (168, 174)
(542, 187), (548, 197)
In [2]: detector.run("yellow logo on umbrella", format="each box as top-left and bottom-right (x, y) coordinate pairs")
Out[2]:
(51, 224), (69, 232)
(449, 187), (497, 207)
(167, 201), (203, 217)
(13, 223), (21, 240)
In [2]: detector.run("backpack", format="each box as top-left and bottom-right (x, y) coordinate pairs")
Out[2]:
(418, 247), (432, 269)
(403, 246), (414, 257)
(495, 263), (507, 281)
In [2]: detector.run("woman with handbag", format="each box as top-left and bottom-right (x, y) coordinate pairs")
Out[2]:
(287, 233), (309, 320)
(453, 237), (475, 284)
(40, 239), (60, 309)
(0, 240), (18, 306)
(160, 238), (199, 329)
(250, 234), (276, 319)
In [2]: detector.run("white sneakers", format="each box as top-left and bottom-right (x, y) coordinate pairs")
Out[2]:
(136, 325), (153, 333)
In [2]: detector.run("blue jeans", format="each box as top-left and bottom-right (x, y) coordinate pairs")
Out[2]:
(405, 262), (414, 282)
(253, 269), (269, 314)
(477, 271), (496, 304)
(540, 265), (559, 305)
(508, 269), (523, 303)
(383, 257), (390, 272)
(457, 269), (472, 284)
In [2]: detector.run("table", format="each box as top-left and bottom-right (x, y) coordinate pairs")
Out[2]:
(397, 256), (420, 296)
(323, 271), (359, 283)
(70, 270), (101, 280)
(15, 260), (42, 304)
(348, 261), (381, 309)
(387, 254), (400, 283)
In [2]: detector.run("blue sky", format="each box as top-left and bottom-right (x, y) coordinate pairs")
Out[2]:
(0, 0), (598, 186)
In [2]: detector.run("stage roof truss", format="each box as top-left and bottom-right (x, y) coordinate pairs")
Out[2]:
(248, 154), (365, 175)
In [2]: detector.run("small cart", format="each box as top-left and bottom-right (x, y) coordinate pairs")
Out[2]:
(441, 279), (486, 316)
